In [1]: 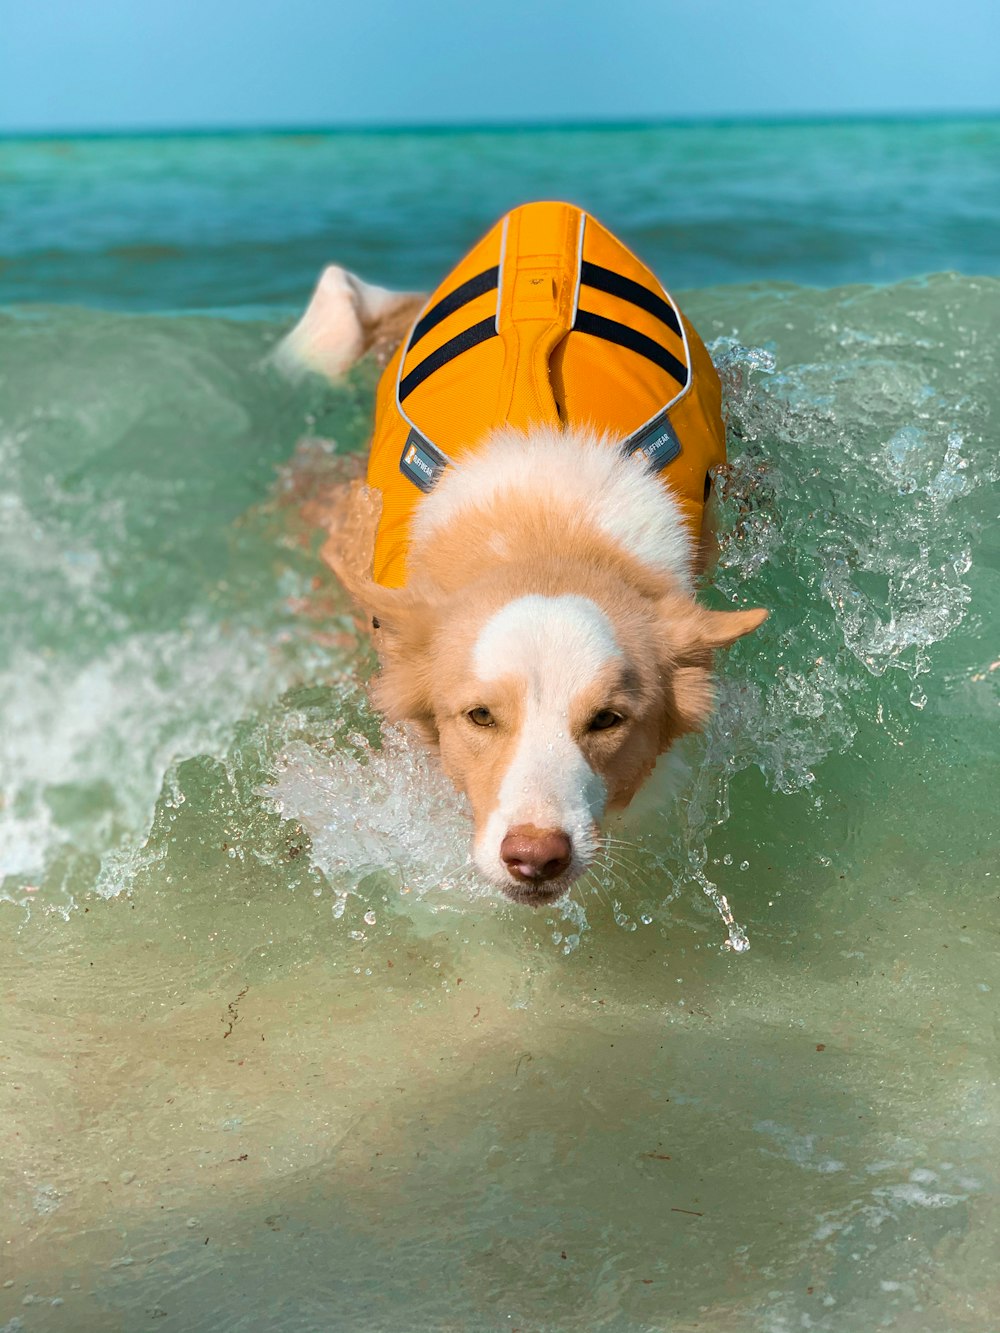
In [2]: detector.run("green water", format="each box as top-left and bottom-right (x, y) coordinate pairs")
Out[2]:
(2, 123), (999, 1331)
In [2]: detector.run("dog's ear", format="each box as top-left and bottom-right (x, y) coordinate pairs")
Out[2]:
(653, 596), (768, 743)
(359, 581), (444, 743)
(344, 577), (416, 636)
(658, 596), (768, 667)
(318, 480), (382, 608)
(318, 474), (443, 739)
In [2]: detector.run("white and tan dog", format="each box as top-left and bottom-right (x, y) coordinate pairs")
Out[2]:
(279, 203), (766, 906)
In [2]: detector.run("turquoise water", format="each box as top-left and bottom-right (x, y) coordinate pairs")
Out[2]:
(1, 120), (999, 1332)
(3, 118), (1000, 308)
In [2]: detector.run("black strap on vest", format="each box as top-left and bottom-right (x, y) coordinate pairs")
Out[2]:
(399, 316), (498, 402)
(574, 310), (688, 388)
(398, 252), (689, 404)
(408, 266), (499, 350)
(580, 261), (682, 338)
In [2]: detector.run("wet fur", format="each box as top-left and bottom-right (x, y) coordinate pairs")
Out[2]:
(281, 265), (766, 901)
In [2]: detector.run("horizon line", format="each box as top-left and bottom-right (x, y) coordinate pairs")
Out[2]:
(2, 106), (999, 142)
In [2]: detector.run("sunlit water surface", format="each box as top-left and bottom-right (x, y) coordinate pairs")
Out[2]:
(2, 124), (999, 1333)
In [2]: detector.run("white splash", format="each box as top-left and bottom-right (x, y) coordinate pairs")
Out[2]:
(266, 723), (485, 915)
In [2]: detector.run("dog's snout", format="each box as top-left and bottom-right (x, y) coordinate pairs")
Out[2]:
(501, 826), (572, 883)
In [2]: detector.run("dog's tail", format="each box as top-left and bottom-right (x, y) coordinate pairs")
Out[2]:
(272, 266), (424, 381)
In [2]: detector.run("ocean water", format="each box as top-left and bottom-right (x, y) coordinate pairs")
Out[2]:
(1, 119), (998, 1332)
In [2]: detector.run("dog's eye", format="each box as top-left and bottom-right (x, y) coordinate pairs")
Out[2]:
(467, 707), (495, 727)
(589, 709), (624, 732)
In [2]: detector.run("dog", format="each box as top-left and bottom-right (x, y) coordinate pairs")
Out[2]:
(278, 202), (766, 906)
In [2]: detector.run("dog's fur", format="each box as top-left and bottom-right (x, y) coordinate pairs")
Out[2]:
(280, 267), (766, 905)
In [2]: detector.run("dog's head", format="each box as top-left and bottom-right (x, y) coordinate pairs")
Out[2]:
(357, 566), (766, 905)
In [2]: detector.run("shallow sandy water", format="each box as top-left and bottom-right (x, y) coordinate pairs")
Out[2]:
(3, 706), (997, 1332)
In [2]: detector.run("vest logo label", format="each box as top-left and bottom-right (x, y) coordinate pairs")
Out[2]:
(399, 429), (450, 493)
(623, 413), (682, 473)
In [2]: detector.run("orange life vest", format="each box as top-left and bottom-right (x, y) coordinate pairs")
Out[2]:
(367, 201), (725, 588)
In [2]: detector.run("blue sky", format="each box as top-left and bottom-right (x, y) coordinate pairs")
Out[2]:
(2, 0), (998, 134)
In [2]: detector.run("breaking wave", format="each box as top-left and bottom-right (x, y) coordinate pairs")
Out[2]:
(2, 275), (997, 950)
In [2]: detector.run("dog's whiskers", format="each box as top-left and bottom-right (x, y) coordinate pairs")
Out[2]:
(597, 843), (657, 901)
(599, 836), (651, 878)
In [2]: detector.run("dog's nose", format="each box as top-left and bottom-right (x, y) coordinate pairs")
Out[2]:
(501, 826), (572, 883)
